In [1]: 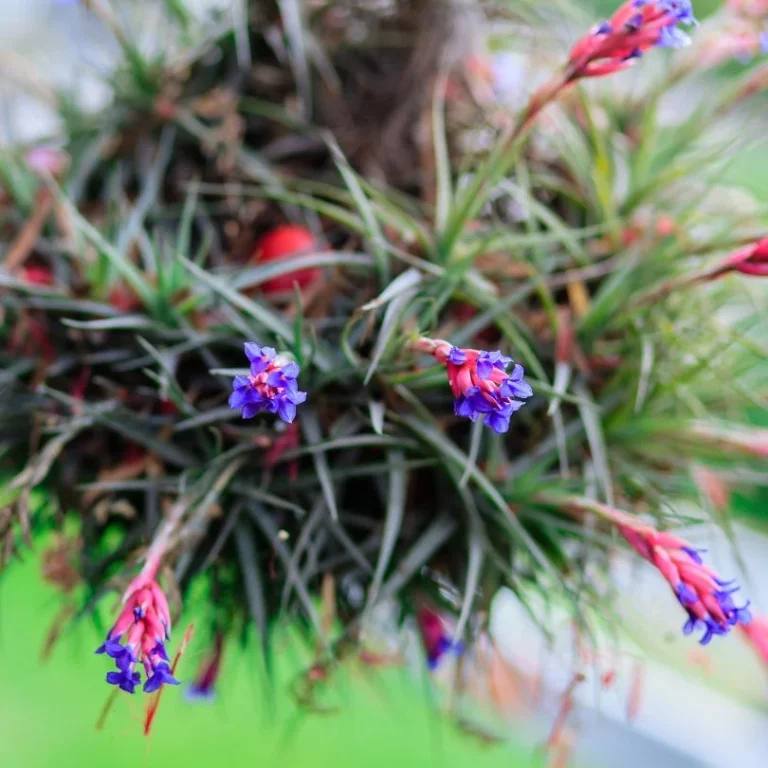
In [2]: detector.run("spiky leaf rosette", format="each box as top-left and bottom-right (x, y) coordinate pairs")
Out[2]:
(1, 0), (767, 712)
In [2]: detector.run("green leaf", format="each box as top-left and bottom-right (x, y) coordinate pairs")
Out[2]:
(326, 135), (390, 285)
(178, 254), (334, 372)
(432, 72), (452, 240)
(278, 0), (313, 116)
(300, 410), (339, 522)
(48, 182), (154, 306)
(363, 285), (419, 386)
(366, 451), (407, 609)
(234, 516), (270, 660)
(379, 514), (457, 600)
(231, 252), (374, 292)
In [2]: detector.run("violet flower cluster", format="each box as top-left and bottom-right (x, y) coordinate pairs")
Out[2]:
(96, 570), (179, 694)
(229, 343), (307, 424)
(414, 338), (533, 434)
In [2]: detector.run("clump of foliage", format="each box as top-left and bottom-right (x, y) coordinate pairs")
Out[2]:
(1, 0), (767, 730)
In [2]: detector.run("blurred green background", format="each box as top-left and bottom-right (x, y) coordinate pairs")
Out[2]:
(0, 555), (539, 768)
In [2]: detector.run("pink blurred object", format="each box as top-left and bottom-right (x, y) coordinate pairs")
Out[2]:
(726, 0), (768, 17)
(692, 465), (731, 511)
(741, 615), (768, 665)
(24, 146), (69, 177)
(690, 423), (768, 458)
(722, 237), (768, 277)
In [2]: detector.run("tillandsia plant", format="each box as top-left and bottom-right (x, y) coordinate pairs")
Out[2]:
(1, 0), (768, 741)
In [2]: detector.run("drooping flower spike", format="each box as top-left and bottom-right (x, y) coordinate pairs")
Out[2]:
(417, 607), (463, 670)
(616, 517), (752, 644)
(187, 633), (224, 701)
(96, 560), (180, 694)
(414, 337), (533, 434)
(554, 496), (752, 644)
(567, 1), (698, 80)
(229, 343), (307, 424)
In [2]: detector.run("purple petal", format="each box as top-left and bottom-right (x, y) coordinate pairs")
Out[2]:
(228, 387), (254, 410)
(277, 401), (297, 424)
(143, 663), (180, 694)
(151, 642), (171, 662)
(485, 410), (511, 434)
(476, 358), (493, 380)
(243, 343), (264, 362)
(241, 402), (266, 419)
(676, 583), (698, 606)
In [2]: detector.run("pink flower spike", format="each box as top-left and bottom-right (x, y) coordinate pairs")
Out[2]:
(567, 1), (697, 82)
(96, 561), (179, 695)
(615, 518), (751, 644)
(413, 337), (533, 434)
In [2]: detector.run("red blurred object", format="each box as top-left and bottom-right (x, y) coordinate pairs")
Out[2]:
(252, 225), (321, 294)
(655, 215), (676, 238)
(452, 303), (496, 343)
(107, 282), (141, 312)
(263, 420), (300, 482)
(21, 264), (54, 286)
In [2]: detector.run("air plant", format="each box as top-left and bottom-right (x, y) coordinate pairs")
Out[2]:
(1, 0), (767, 750)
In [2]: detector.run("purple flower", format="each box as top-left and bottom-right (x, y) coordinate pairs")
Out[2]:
(681, 546), (705, 565)
(144, 662), (180, 694)
(447, 347), (467, 365)
(186, 634), (224, 703)
(676, 583), (698, 606)
(96, 636), (137, 672)
(657, 23), (691, 50)
(659, 0), (697, 26)
(186, 682), (217, 702)
(150, 641), (170, 662)
(439, 345), (533, 433)
(229, 343), (307, 424)
(95, 638), (126, 658)
(106, 669), (141, 694)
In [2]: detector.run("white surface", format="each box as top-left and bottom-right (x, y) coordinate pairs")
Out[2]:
(491, 524), (768, 768)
